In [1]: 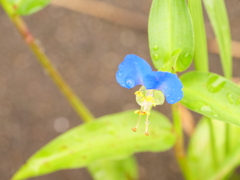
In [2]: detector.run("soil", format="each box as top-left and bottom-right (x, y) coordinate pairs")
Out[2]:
(0, 0), (239, 180)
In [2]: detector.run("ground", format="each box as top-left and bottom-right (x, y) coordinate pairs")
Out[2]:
(0, 0), (239, 179)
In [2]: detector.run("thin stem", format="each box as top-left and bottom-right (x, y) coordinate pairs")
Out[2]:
(188, 0), (222, 166)
(188, 0), (209, 72)
(203, 0), (232, 157)
(171, 103), (189, 179)
(1, 0), (95, 122)
(206, 117), (218, 169)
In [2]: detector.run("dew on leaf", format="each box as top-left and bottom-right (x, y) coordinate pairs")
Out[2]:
(153, 53), (159, 61)
(153, 44), (158, 51)
(207, 75), (226, 93)
(200, 105), (212, 113)
(227, 93), (234, 104)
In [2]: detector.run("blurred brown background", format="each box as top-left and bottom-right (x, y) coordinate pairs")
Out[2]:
(0, 0), (240, 179)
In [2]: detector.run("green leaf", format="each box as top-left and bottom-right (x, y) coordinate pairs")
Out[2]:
(88, 156), (138, 180)
(6, 0), (20, 3)
(203, 0), (232, 79)
(188, 0), (209, 72)
(9, 0), (51, 16)
(209, 145), (240, 180)
(12, 110), (175, 180)
(148, 0), (194, 72)
(187, 117), (240, 180)
(180, 71), (240, 126)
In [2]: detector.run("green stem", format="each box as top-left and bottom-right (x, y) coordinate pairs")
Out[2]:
(203, 0), (232, 156)
(188, 0), (221, 169)
(206, 117), (218, 169)
(1, 0), (95, 123)
(172, 103), (189, 179)
(188, 0), (208, 72)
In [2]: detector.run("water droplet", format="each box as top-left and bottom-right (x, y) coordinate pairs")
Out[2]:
(166, 94), (170, 97)
(200, 105), (212, 113)
(188, 101), (217, 117)
(153, 53), (159, 61)
(169, 100), (174, 104)
(199, 105), (220, 118)
(117, 71), (122, 78)
(227, 93), (234, 104)
(153, 44), (158, 51)
(125, 77), (135, 88)
(207, 75), (226, 93)
(184, 53), (189, 58)
(177, 96), (182, 100)
(180, 53), (192, 66)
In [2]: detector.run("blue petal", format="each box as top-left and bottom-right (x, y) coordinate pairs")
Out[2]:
(143, 71), (183, 104)
(116, 54), (152, 89)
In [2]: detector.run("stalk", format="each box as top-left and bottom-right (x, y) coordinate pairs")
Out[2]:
(1, 0), (95, 122)
(172, 103), (189, 179)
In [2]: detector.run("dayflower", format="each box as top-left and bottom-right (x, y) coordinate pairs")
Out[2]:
(116, 54), (183, 135)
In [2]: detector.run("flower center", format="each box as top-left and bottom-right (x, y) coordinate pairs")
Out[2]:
(132, 86), (165, 135)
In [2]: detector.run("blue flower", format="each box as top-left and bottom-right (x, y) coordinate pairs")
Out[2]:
(116, 54), (183, 135)
(116, 54), (183, 104)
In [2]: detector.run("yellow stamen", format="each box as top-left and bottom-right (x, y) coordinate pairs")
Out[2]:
(141, 96), (155, 103)
(135, 91), (143, 97)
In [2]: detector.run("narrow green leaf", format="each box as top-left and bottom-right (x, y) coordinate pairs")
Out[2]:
(203, 0), (232, 79)
(187, 117), (240, 180)
(148, 0), (194, 72)
(8, 0), (51, 16)
(188, 0), (209, 72)
(209, 145), (240, 180)
(88, 156), (138, 180)
(180, 71), (240, 126)
(12, 110), (175, 180)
